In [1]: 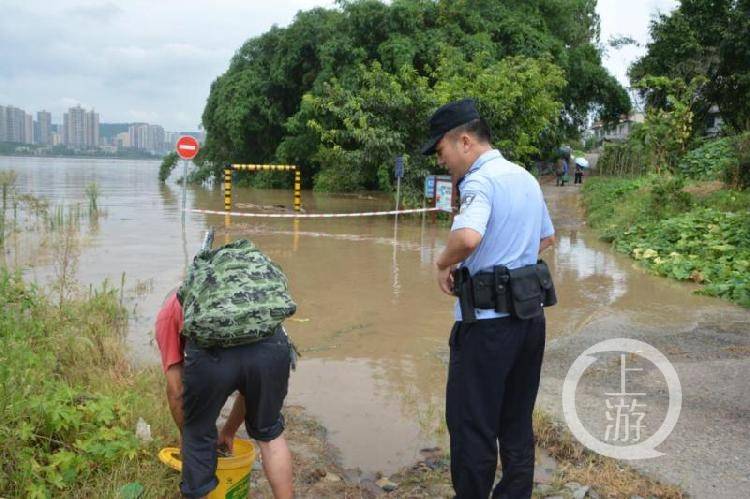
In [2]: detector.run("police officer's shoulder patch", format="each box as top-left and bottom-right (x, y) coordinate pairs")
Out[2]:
(459, 192), (476, 213)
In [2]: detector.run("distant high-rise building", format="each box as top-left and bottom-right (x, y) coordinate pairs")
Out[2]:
(128, 123), (165, 153)
(128, 123), (147, 150)
(86, 109), (99, 147)
(3, 106), (26, 143)
(149, 124), (165, 153)
(24, 114), (33, 144)
(166, 131), (181, 149)
(37, 110), (52, 145)
(64, 105), (85, 147)
(63, 105), (99, 148)
(0, 106), (7, 142)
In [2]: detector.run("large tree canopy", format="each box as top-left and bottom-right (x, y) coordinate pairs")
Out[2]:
(201, 0), (630, 191)
(629, 0), (750, 132)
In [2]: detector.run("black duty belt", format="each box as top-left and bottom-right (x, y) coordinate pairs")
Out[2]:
(451, 260), (557, 323)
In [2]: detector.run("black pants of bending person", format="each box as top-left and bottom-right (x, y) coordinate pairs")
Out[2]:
(446, 314), (546, 499)
(181, 326), (291, 498)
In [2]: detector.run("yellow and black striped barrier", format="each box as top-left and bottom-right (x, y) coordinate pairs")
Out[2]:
(223, 164), (301, 212)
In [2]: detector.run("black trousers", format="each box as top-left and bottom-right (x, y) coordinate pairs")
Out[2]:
(181, 327), (291, 498)
(446, 314), (546, 499)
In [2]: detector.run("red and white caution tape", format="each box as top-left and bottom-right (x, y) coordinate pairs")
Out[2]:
(188, 207), (439, 219)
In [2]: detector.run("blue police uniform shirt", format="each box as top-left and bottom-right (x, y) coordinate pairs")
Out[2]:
(451, 149), (555, 321)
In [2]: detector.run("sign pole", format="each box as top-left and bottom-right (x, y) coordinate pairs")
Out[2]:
(175, 135), (200, 224)
(395, 176), (401, 213)
(181, 159), (188, 223)
(421, 194), (426, 227)
(394, 155), (404, 222)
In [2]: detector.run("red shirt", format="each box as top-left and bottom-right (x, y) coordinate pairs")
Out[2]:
(155, 293), (185, 372)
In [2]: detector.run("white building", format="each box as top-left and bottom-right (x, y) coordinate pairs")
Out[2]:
(587, 112), (645, 142)
(128, 123), (166, 153)
(0, 106), (6, 142)
(37, 111), (52, 145)
(24, 114), (33, 144)
(2, 106), (27, 143)
(63, 105), (99, 148)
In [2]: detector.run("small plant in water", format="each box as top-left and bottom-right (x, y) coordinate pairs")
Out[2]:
(85, 182), (100, 213)
(0, 170), (17, 246)
(49, 220), (81, 308)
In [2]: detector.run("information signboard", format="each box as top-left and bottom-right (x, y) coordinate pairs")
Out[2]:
(435, 177), (453, 213)
(424, 175), (435, 198)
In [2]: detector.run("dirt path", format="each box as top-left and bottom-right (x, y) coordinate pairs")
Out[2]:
(536, 182), (750, 498)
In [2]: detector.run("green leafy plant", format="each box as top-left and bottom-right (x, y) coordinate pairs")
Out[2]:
(583, 176), (750, 307)
(633, 76), (705, 174)
(677, 137), (738, 180)
(85, 182), (100, 212)
(158, 152), (179, 182)
(723, 132), (750, 190)
(0, 271), (177, 496)
(596, 137), (649, 177)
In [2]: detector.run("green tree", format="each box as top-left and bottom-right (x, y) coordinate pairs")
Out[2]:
(279, 62), (436, 192)
(630, 0), (750, 131)
(433, 54), (566, 163)
(200, 0), (630, 189)
(632, 76), (705, 174)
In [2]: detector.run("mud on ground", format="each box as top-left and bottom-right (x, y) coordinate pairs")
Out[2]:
(238, 404), (682, 498)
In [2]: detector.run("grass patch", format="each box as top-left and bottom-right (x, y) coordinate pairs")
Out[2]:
(533, 411), (684, 498)
(0, 269), (179, 497)
(583, 176), (750, 307)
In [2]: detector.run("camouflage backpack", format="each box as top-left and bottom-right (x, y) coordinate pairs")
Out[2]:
(178, 239), (296, 348)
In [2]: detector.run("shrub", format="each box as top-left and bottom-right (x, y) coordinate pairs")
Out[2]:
(158, 152), (179, 182)
(616, 209), (750, 307)
(596, 140), (650, 177)
(583, 177), (750, 307)
(677, 137), (738, 180)
(0, 270), (176, 496)
(722, 132), (750, 190)
(648, 176), (692, 219)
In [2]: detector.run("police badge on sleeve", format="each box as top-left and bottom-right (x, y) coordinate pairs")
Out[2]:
(459, 193), (476, 214)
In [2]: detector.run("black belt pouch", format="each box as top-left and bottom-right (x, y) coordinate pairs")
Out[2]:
(508, 265), (543, 319)
(536, 260), (557, 307)
(472, 273), (495, 309)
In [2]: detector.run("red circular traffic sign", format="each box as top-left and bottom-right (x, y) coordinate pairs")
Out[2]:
(176, 135), (200, 160)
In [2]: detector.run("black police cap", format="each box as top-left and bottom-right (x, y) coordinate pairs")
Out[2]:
(421, 98), (480, 155)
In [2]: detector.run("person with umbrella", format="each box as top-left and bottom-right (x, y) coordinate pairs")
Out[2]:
(574, 157), (589, 184)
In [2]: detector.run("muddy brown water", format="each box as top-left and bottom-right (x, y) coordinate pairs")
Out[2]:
(1, 156), (745, 477)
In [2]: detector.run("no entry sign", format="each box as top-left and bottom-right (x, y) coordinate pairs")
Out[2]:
(176, 135), (199, 160)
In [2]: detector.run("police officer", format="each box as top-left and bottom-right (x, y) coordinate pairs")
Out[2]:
(422, 99), (556, 498)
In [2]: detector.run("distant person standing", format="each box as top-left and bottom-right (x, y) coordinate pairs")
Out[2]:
(574, 162), (584, 184)
(421, 99), (557, 498)
(555, 157), (569, 186)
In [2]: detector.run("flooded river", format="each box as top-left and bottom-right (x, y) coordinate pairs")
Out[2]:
(1, 156), (746, 478)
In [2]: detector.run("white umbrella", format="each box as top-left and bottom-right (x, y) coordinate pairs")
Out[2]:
(574, 157), (590, 168)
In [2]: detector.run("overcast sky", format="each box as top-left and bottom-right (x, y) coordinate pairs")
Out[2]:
(1, 0), (677, 131)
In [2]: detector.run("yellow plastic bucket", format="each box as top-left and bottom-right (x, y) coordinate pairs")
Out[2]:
(158, 439), (256, 498)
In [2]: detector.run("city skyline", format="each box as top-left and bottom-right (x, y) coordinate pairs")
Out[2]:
(1, 101), (203, 154)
